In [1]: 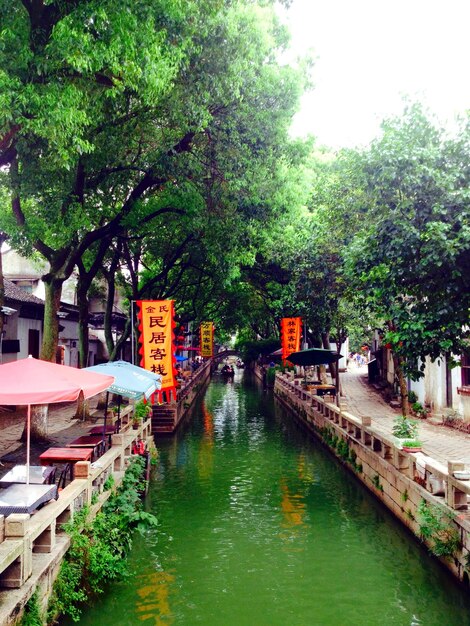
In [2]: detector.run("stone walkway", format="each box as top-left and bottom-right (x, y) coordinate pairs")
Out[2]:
(0, 398), (104, 468)
(341, 366), (470, 466)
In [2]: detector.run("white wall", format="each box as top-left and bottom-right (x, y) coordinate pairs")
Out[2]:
(17, 317), (42, 359)
(408, 356), (470, 421)
(330, 338), (349, 372)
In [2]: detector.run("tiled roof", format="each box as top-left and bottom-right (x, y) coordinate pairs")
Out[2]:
(3, 278), (44, 306)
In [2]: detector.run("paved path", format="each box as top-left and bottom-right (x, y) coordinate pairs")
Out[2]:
(0, 398), (104, 468)
(341, 366), (470, 466)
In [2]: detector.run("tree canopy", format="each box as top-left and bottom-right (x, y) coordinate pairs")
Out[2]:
(0, 2), (468, 417)
(0, 0), (309, 360)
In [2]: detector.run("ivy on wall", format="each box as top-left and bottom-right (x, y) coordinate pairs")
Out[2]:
(21, 456), (158, 625)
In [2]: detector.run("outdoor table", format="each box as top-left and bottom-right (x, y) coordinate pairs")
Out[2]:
(0, 465), (56, 487)
(39, 447), (94, 465)
(0, 483), (58, 516)
(87, 424), (117, 446)
(88, 425), (116, 436)
(312, 385), (337, 397)
(67, 435), (105, 459)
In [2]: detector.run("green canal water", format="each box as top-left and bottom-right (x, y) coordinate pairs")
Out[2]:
(65, 374), (470, 625)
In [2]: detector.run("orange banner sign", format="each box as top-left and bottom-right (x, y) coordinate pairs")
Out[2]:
(137, 300), (177, 401)
(281, 317), (302, 363)
(200, 322), (214, 358)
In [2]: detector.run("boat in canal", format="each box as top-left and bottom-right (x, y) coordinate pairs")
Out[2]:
(220, 364), (235, 378)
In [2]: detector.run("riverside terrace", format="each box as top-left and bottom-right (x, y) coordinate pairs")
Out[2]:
(274, 369), (470, 585)
(0, 409), (152, 625)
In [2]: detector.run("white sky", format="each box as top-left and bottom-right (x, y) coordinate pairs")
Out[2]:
(280, 0), (470, 148)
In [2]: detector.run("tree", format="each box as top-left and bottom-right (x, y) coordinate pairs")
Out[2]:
(0, 0), (308, 362)
(346, 103), (470, 413)
(0, 0), (206, 359)
(0, 231), (7, 343)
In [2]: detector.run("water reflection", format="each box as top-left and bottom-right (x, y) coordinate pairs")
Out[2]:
(280, 479), (306, 527)
(197, 402), (214, 480)
(63, 377), (470, 626)
(136, 571), (175, 626)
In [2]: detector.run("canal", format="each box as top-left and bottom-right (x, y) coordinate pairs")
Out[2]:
(67, 373), (470, 625)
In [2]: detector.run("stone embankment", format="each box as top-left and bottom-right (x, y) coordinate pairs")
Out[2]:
(274, 371), (470, 586)
(151, 360), (212, 433)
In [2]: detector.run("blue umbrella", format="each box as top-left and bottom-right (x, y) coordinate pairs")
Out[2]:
(175, 355), (188, 362)
(85, 360), (161, 399)
(84, 361), (162, 446)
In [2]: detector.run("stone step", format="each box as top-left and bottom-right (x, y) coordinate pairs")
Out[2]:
(153, 426), (174, 434)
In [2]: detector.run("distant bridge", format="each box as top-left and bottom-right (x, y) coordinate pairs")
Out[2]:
(213, 349), (242, 361)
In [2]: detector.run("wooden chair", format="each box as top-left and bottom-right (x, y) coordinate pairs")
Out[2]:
(57, 463), (72, 491)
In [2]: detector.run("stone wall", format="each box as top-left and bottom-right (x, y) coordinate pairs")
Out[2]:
(274, 372), (470, 587)
(151, 360), (212, 434)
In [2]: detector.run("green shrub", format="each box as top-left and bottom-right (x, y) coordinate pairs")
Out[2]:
(47, 457), (158, 623)
(401, 439), (422, 448)
(337, 438), (349, 460)
(372, 474), (383, 492)
(103, 474), (115, 491)
(20, 592), (43, 626)
(408, 390), (418, 404)
(133, 400), (152, 421)
(411, 402), (427, 417)
(266, 367), (277, 385)
(417, 500), (460, 559)
(392, 415), (418, 439)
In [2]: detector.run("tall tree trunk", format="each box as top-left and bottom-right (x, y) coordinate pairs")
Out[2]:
(335, 341), (341, 408)
(0, 232), (7, 345)
(104, 274), (116, 358)
(21, 404), (49, 442)
(393, 354), (409, 416)
(41, 277), (64, 361)
(321, 331), (338, 382)
(74, 393), (90, 420)
(76, 238), (111, 367)
(103, 241), (122, 359)
(77, 280), (90, 368)
(108, 320), (131, 361)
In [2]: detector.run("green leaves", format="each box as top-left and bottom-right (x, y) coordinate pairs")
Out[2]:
(48, 456), (157, 623)
(344, 103), (470, 378)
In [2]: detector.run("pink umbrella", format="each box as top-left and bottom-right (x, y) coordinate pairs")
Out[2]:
(0, 357), (114, 483)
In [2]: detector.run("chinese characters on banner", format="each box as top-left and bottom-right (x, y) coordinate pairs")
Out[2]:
(137, 300), (177, 402)
(281, 317), (302, 364)
(200, 322), (214, 357)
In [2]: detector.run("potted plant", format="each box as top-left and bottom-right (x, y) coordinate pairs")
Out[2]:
(411, 401), (428, 418)
(392, 415), (418, 439)
(133, 400), (152, 429)
(401, 439), (423, 453)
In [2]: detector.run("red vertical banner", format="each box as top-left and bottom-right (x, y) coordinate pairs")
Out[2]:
(200, 322), (214, 358)
(137, 300), (177, 402)
(281, 317), (302, 364)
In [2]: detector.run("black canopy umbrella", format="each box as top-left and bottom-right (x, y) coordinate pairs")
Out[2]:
(287, 348), (342, 366)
